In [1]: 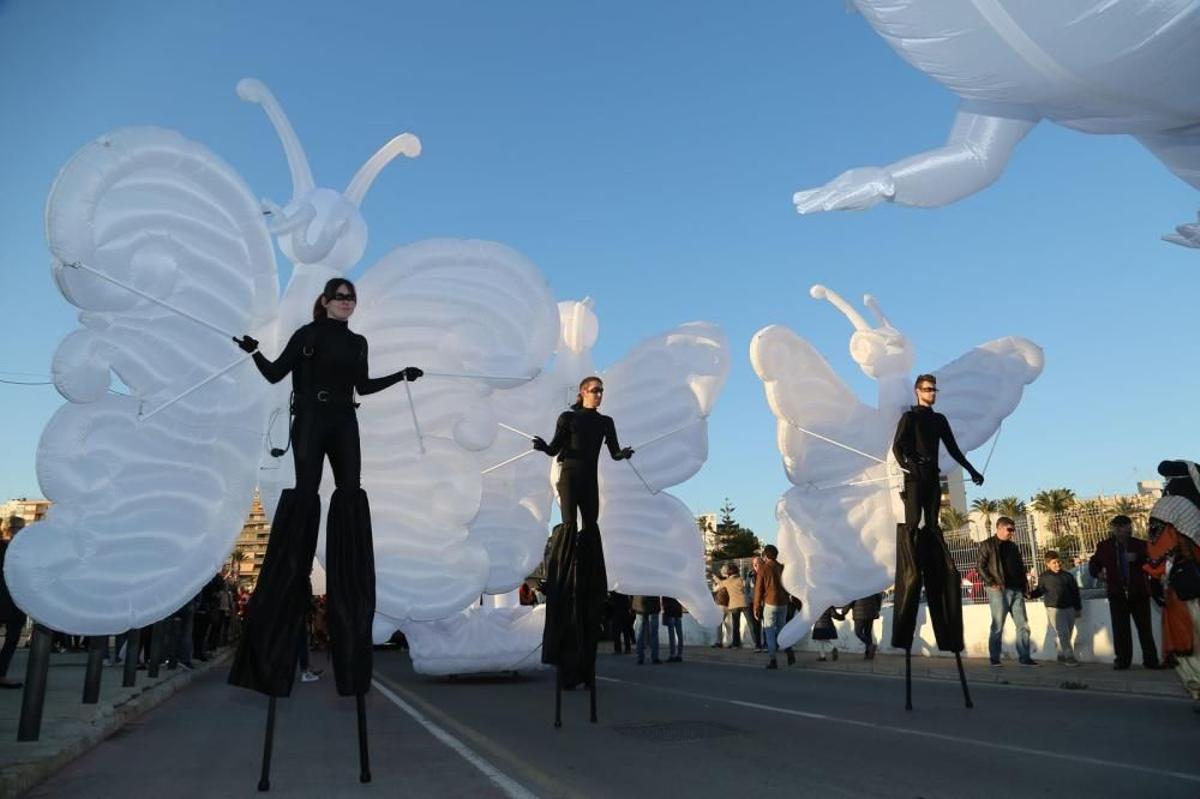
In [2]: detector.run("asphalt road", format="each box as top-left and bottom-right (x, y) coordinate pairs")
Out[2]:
(27, 648), (1200, 798)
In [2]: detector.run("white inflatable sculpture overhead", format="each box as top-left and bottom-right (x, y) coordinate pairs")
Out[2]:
(793, 1), (1200, 246)
(750, 285), (1043, 649)
(391, 299), (731, 674)
(10, 79), (729, 664)
(5, 79), (558, 635)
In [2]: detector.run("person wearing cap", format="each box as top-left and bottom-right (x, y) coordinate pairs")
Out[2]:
(1144, 495), (1200, 710)
(1088, 514), (1160, 670)
(1029, 550), (1083, 666)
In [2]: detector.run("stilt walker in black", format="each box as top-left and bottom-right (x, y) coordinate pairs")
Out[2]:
(532, 376), (633, 728)
(229, 278), (422, 789)
(890, 373), (982, 711)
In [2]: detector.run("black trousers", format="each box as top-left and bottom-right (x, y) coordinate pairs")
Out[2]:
(902, 469), (942, 534)
(891, 522), (964, 653)
(853, 618), (875, 648)
(230, 409), (376, 697)
(557, 466), (600, 532)
(726, 607), (747, 647)
(1108, 592), (1159, 668)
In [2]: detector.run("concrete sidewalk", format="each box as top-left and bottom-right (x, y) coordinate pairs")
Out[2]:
(684, 643), (1191, 699)
(0, 645), (231, 798)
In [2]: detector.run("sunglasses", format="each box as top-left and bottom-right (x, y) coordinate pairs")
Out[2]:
(917, 387), (939, 393)
(330, 292), (357, 302)
(586, 387), (604, 395)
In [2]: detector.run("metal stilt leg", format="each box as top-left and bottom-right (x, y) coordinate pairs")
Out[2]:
(356, 693), (371, 783)
(257, 695), (277, 792)
(904, 648), (912, 711)
(554, 667), (563, 729)
(954, 651), (974, 709)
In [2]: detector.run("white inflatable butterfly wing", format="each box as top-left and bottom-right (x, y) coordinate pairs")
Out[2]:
(351, 239), (560, 630)
(751, 315), (900, 641)
(6, 127), (278, 634)
(931, 336), (1045, 468)
(596, 321), (731, 628)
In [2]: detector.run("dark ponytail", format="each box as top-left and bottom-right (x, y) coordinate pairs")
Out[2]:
(312, 277), (357, 321)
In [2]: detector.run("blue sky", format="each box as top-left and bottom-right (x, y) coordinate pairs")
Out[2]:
(1, 1), (1196, 541)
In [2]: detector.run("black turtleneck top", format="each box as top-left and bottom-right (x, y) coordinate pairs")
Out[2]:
(891, 405), (978, 477)
(251, 316), (406, 399)
(540, 408), (627, 470)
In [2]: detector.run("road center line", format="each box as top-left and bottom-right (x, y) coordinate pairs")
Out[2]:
(597, 676), (1200, 785)
(372, 677), (539, 799)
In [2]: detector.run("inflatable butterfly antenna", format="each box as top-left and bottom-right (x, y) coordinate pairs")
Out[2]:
(792, 1), (1200, 246)
(234, 77), (421, 331)
(383, 299), (731, 674)
(751, 284), (1044, 649)
(8, 78), (558, 640)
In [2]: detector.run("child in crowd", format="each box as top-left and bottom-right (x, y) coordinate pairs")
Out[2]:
(1029, 550), (1082, 666)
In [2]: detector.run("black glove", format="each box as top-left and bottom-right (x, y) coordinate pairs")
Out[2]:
(234, 335), (259, 353)
(619, 447), (634, 460)
(531, 436), (548, 453)
(402, 366), (423, 382)
(970, 471), (984, 487)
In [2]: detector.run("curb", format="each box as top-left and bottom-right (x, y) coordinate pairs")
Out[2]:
(1, 651), (231, 799)
(678, 649), (1190, 699)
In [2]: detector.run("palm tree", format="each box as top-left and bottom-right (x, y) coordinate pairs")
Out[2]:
(970, 497), (1000, 535)
(939, 507), (970, 535)
(1032, 488), (1076, 539)
(228, 547), (247, 576)
(1111, 496), (1145, 516)
(996, 496), (1026, 520)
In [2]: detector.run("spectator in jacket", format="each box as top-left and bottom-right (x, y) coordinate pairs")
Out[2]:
(717, 565), (748, 649)
(977, 517), (1036, 666)
(843, 593), (883, 659)
(747, 558), (764, 651)
(753, 545), (790, 670)
(632, 595), (662, 665)
(662, 596), (684, 662)
(1088, 515), (1160, 670)
(711, 570), (729, 648)
(1029, 551), (1082, 666)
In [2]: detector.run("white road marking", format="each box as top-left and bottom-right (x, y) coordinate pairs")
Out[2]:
(372, 677), (539, 799)
(597, 676), (1200, 785)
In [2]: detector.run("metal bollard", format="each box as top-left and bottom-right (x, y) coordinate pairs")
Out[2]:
(17, 624), (53, 741)
(147, 623), (164, 678)
(82, 636), (106, 704)
(122, 628), (140, 688)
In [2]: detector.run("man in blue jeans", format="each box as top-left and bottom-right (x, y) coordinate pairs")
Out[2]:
(977, 516), (1036, 666)
(632, 595), (661, 664)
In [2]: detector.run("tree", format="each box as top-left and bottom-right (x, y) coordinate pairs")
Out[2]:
(1111, 497), (1145, 517)
(970, 497), (999, 535)
(996, 496), (1027, 520)
(1032, 488), (1076, 539)
(939, 507), (970, 534)
(710, 498), (762, 560)
(228, 547), (247, 576)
